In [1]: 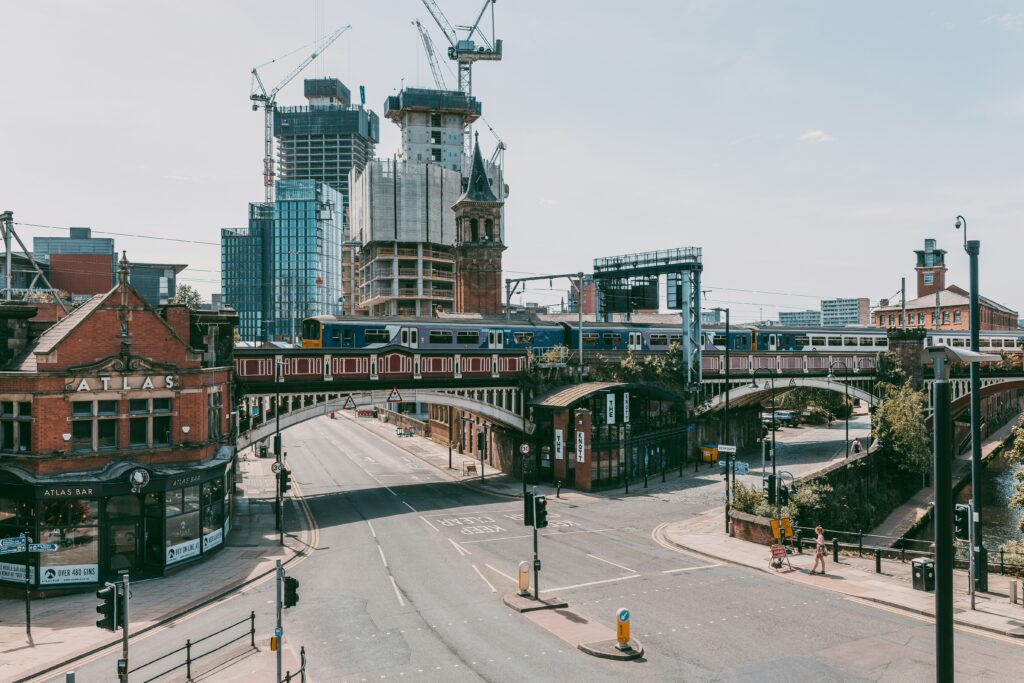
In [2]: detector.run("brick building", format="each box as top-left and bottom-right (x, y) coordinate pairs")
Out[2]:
(873, 238), (1018, 331)
(0, 256), (237, 592)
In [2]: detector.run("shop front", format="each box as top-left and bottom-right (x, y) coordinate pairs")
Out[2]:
(0, 448), (234, 593)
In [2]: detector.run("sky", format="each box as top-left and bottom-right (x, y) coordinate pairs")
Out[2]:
(2, 1), (1023, 323)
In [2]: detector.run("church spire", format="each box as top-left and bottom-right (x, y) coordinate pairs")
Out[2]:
(459, 132), (498, 203)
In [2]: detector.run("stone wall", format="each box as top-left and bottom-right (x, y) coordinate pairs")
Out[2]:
(730, 509), (775, 545)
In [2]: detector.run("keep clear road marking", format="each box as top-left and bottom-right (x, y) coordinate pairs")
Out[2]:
(540, 574), (641, 594)
(472, 564), (497, 593)
(662, 564), (723, 574)
(448, 538), (471, 556)
(419, 515), (440, 532)
(485, 564), (517, 584)
(586, 554), (636, 574)
(402, 500), (417, 512)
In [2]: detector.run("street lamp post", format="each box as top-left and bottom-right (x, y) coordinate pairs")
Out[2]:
(750, 368), (777, 518)
(274, 359), (283, 532)
(711, 308), (731, 533)
(828, 360), (851, 457)
(956, 214), (988, 591)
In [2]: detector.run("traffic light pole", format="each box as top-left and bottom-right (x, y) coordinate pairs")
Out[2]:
(968, 499), (976, 611)
(532, 486), (539, 601)
(276, 560), (283, 683)
(931, 354), (954, 683)
(120, 575), (130, 683)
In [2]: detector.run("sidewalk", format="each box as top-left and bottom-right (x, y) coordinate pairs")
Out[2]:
(0, 451), (314, 683)
(870, 416), (1020, 542)
(659, 510), (1024, 639)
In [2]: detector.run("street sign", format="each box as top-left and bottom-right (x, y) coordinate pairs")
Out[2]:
(616, 607), (631, 649)
(519, 443), (531, 455)
(718, 444), (737, 454)
(0, 545), (25, 555)
(28, 543), (58, 552)
(1, 536), (25, 547)
(251, 406), (260, 417)
(387, 387), (403, 403)
(343, 395), (356, 409)
(271, 462), (283, 474)
(734, 461), (750, 475)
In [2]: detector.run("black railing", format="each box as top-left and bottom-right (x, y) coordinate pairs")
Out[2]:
(281, 646), (307, 682)
(131, 610), (256, 682)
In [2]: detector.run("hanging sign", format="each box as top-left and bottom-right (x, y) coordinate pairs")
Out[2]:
(623, 393), (630, 424)
(576, 431), (586, 463)
(606, 394), (616, 425)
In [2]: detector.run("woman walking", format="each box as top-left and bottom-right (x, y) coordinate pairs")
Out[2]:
(810, 525), (827, 575)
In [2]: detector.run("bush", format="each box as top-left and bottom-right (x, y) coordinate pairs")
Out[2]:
(999, 540), (1024, 578)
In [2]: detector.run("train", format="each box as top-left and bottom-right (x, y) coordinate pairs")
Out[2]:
(300, 315), (1024, 355)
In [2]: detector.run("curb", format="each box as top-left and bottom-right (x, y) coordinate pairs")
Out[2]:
(17, 494), (317, 683)
(502, 593), (569, 613)
(578, 638), (644, 660)
(654, 523), (1024, 641)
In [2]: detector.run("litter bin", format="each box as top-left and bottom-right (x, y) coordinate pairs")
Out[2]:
(912, 557), (935, 592)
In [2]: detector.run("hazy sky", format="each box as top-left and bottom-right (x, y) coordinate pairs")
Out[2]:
(3, 1), (1023, 322)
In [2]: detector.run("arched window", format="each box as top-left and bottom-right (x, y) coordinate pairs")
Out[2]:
(470, 218), (479, 242)
(484, 219), (493, 239)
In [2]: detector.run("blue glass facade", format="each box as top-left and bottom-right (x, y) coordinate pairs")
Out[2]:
(221, 181), (343, 343)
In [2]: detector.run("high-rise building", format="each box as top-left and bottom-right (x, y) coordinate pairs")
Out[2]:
(821, 297), (870, 327)
(128, 263), (186, 308)
(274, 78), (379, 218)
(221, 180), (344, 342)
(779, 309), (822, 326)
(33, 227), (115, 296)
(384, 88), (481, 173)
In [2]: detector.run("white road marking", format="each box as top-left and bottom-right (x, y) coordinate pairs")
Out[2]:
(459, 528), (615, 544)
(367, 520), (377, 538)
(661, 564), (723, 574)
(541, 574), (641, 593)
(419, 515), (440, 532)
(390, 575), (405, 607)
(448, 538), (471, 556)
(365, 456), (376, 463)
(484, 563), (517, 584)
(472, 564), (497, 593)
(402, 500), (416, 512)
(586, 553), (636, 573)
(378, 546), (389, 568)
(384, 487), (398, 496)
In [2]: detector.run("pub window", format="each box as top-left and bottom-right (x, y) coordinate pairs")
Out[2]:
(127, 398), (175, 449)
(208, 391), (223, 440)
(0, 400), (33, 453)
(39, 498), (99, 584)
(153, 416), (172, 446)
(97, 418), (118, 450)
(165, 486), (200, 555)
(130, 418), (148, 447)
(202, 478), (226, 536)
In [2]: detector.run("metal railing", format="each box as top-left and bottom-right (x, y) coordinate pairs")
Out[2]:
(130, 611), (256, 682)
(280, 646), (307, 682)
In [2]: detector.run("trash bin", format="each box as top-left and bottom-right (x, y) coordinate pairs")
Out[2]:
(912, 557), (935, 592)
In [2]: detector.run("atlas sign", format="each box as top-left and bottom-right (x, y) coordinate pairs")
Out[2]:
(70, 375), (177, 393)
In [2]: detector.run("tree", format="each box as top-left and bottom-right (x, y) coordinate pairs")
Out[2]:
(872, 383), (930, 474)
(874, 351), (908, 396)
(778, 387), (851, 419)
(1003, 415), (1024, 533)
(170, 284), (203, 311)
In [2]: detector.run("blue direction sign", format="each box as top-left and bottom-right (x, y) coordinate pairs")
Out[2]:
(1, 536), (25, 547)
(735, 462), (750, 475)
(28, 543), (58, 552)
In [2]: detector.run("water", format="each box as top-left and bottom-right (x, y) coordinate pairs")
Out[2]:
(906, 451), (1024, 548)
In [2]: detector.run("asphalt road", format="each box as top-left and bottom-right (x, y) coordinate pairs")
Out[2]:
(51, 413), (1024, 682)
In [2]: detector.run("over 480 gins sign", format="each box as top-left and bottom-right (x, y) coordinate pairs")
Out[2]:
(67, 374), (178, 393)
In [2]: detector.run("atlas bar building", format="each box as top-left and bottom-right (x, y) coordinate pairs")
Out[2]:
(0, 255), (237, 592)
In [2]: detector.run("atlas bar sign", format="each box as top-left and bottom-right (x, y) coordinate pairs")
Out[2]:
(70, 375), (177, 393)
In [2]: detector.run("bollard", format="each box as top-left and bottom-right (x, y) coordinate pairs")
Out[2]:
(795, 532), (803, 554)
(858, 531), (863, 557)
(615, 608), (631, 651)
(250, 610), (256, 647)
(517, 561), (531, 597)
(185, 639), (192, 680)
(875, 548), (881, 574)
(1001, 548), (1005, 575)
(899, 539), (906, 563)
(556, 481), (562, 498)
(1011, 579), (1018, 606)
(65, 674), (75, 683)
(832, 538), (839, 563)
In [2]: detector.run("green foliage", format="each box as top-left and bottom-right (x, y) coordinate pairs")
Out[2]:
(872, 383), (930, 474)
(170, 284), (203, 311)
(1000, 416), (1024, 533)
(778, 388), (850, 419)
(874, 351), (908, 395)
(789, 480), (833, 526)
(999, 540), (1024, 577)
(731, 482), (764, 515)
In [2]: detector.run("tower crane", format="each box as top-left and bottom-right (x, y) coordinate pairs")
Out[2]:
(420, 0), (501, 96)
(250, 25), (351, 203)
(413, 19), (448, 90)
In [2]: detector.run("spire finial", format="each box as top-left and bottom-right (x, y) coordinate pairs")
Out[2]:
(118, 251), (130, 285)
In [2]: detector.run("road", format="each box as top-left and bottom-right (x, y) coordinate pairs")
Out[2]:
(52, 412), (1024, 682)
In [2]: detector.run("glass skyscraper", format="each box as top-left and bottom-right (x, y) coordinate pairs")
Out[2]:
(221, 180), (343, 343)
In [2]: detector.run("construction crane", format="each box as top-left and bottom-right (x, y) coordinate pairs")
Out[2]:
(420, 0), (502, 96)
(250, 25), (351, 203)
(413, 19), (448, 90)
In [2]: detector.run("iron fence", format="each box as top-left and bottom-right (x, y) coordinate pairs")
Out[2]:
(130, 610), (256, 682)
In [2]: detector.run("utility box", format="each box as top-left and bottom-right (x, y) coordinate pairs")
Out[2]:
(912, 557), (935, 592)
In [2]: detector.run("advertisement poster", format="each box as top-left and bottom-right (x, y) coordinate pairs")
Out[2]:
(202, 528), (223, 552)
(554, 429), (564, 460)
(40, 564), (98, 585)
(0, 562), (35, 583)
(576, 431), (586, 463)
(606, 394), (616, 425)
(166, 538), (200, 565)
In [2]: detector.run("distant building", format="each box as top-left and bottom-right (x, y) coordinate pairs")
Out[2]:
(33, 227), (115, 295)
(221, 180), (343, 343)
(700, 309), (723, 326)
(873, 237), (1018, 330)
(128, 262), (186, 308)
(569, 276), (597, 316)
(821, 297), (870, 327)
(779, 309), (822, 326)
(0, 252), (51, 293)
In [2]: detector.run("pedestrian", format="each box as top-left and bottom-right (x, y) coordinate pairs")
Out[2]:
(810, 525), (827, 575)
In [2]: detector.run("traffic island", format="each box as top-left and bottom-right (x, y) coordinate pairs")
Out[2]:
(578, 638), (644, 660)
(502, 593), (568, 613)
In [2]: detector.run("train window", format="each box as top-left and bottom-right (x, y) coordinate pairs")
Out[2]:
(582, 333), (599, 346)
(430, 330), (454, 344)
(810, 336), (824, 347)
(669, 335), (682, 345)
(843, 338), (857, 347)
(859, 337), (873, 346)
(329, 328), (341, 345)
(875, 338), (887, 346)
(650, 334), (669, 346)
(711, 334), (726, 346)
(952, 338), (967, 347)
(602, 333), (622, 345)
(827, 337), (842, 346)
(365, 329), (390, 344)
(301, 319), (321, 341)
(991, 339), (1004, 348)
(513, 332), (534, 344)
(456, 331), (480, 345)
(794, 336), (809, 346)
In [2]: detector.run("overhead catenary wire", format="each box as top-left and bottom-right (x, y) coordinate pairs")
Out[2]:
(15, 222), (220, 247)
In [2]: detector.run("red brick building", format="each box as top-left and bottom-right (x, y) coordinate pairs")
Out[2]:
(0, 256), (237, 591)
(454, 138), (505, 315)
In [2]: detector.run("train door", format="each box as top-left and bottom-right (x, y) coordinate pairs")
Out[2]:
(400, 327), (419, 348)
(487, 330), (504, 349)
(767, 334), (778, 351)
(628, 332), (642, 351)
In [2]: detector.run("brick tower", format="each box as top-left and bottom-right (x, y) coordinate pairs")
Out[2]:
(454, 135), (505, 314)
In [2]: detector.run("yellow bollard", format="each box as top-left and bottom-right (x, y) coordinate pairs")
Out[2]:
(518, 561), (530, 596)
(616, 608), (631, 651)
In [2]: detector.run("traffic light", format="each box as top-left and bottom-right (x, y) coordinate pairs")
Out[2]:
(534, 495), (549, 528)
(96, 583), (119, 631)
(954, 504), (970, 540)
(279, 468), (291, 495)
(523, 491), (534, 526)
(778, 486), (790, 506)
(766, 475), (776, 505)
(283, 576), (300, 608)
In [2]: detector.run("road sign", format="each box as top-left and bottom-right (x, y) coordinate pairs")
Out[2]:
(519, 443), (531, 455)
(734, 461), (750, 475)
(1, 536), (25, 547)
(0, 545), (25, 555)
(387, 387), (403, 403)
(28, 543), (58, 552)
(251, 406), (260, 417)
(343, 395), (356, 409)
(616, 608), (631, 649)
(718, 444), (737, 454)
(271, 462), (283, 474)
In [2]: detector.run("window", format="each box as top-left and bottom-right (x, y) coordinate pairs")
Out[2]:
(429, 330), (454, 344)
(39, 498), (99, 584)
(153, 416), (172, 446)
(126, 398), (175, 449)
(97, 419), (118, 450)
(931, 312), (938, 325)
(364, 329), (390, 344)
(954, 310), (962, 324)
(0, 400), (32, 453)
(602, 333), (622, 345)
(942, 311), (950, 324)
(875, 337), (888, 346)
(130, 418), (148, 446)
(859, 337), (873, 346)
(431, 147), (441, 162)
(512, 332), (534, 344)
(650, 334), (669, 346)
(669, 335), (683, 345)
(924, 273), (934, 285)
(582, 333), (599, 346)
(208, 391), (222, 440)
(430, 112), (442, 127)
(456, 331), (480, 345)
(827, 337), (842, 347)
(795, 335), (809, 347)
